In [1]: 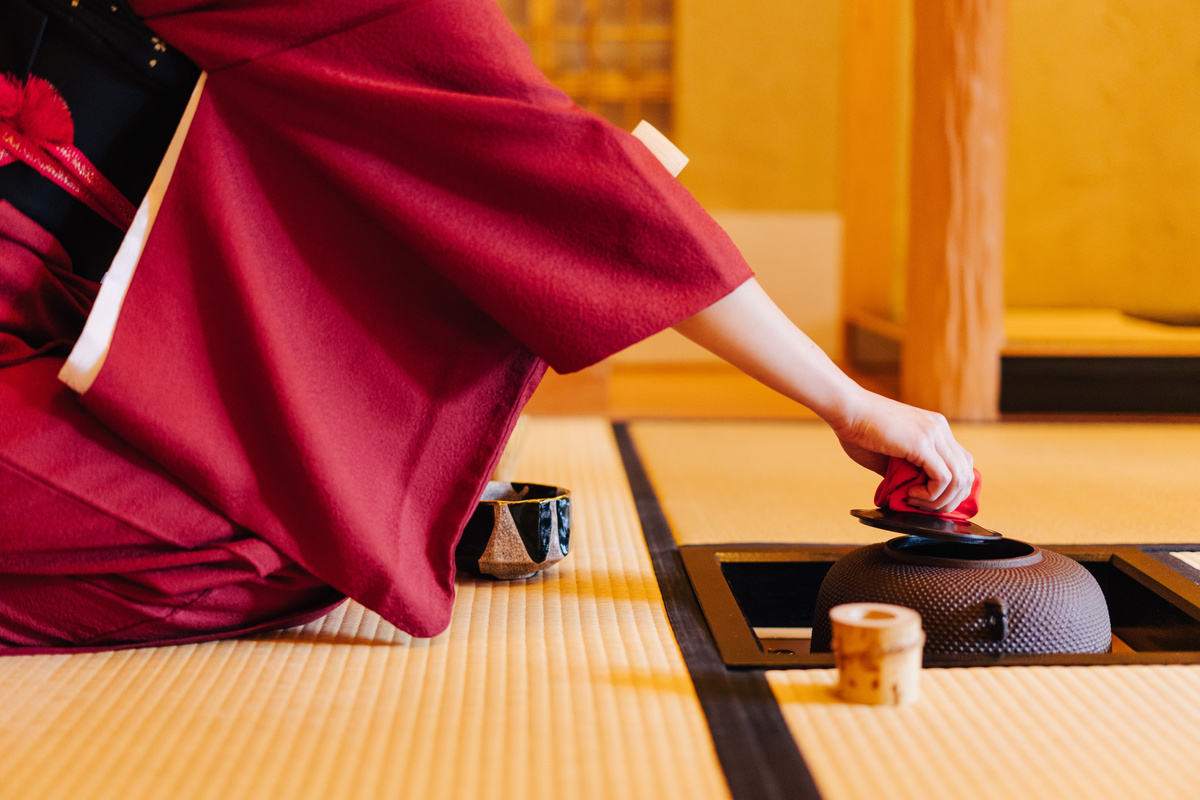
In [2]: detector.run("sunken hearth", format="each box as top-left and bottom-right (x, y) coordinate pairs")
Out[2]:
(681, 543), (1200, 669)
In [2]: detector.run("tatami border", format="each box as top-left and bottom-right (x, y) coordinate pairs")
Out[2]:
(613, 423), (822, 800)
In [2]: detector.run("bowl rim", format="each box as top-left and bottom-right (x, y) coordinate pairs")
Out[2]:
(478, 481), (570, 504)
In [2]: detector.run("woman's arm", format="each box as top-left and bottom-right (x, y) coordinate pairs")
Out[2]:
(672, 278), (975, 513)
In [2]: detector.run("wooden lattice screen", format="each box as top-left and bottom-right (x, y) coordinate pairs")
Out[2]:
(496, 0), (673, 134)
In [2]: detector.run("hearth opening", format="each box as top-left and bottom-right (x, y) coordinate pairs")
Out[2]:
(680, 543), (1200, 669)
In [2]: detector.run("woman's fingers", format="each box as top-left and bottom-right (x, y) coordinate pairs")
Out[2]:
(902, 417), (975, 512)
(908, 452), (952, 508)
(908, 439), (974, 512)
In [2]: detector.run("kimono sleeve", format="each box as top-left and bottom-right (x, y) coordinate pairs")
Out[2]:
(138, 0), (754, 374)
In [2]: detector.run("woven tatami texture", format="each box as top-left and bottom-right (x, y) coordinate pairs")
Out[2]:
(1173, 551), (1200, 571)
(767, 665), (1200, 800)
(0, 418), (728, 800)
(630, 420), (1200, 545)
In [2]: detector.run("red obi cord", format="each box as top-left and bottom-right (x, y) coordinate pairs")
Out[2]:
(0, 74), (137, 232)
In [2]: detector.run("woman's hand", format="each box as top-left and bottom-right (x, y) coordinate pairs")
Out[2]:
(828, 389), (975, 514)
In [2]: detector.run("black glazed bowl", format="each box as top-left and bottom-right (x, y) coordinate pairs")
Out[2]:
(810, 536), (1112, 655)
(455, 482), (571, 580)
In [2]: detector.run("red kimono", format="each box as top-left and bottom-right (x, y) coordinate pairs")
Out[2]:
(0, 0), (751, 650)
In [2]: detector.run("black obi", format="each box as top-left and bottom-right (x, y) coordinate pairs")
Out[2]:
(0, 0), (199, 282)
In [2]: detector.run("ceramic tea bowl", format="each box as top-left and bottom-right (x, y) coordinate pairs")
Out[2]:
(455, 482), (571, 580)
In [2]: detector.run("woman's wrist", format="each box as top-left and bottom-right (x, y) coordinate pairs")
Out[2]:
(808, 372), (866, 433)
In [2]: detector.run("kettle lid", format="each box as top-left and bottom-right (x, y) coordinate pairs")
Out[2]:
(851, 508), (1003, 544)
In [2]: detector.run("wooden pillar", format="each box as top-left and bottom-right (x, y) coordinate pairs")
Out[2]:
(901, 0), (1008, 420)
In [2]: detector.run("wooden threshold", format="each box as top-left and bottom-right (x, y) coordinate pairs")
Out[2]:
(846, 308), (1200, 360)
(1005, 308), (1200, 357)
(844, 308), (1200, 414)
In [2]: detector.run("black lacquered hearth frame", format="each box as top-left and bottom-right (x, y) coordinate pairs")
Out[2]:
(681, 542), (1200, 669)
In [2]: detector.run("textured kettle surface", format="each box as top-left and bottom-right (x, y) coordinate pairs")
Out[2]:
(810, 543), (1112, 655)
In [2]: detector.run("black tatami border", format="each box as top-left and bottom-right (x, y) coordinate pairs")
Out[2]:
(612, 423), (822, 800)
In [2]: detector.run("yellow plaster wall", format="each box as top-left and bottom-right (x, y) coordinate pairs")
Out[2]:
(532, 2), (1200, 369)
(674, 0), (841, 211)
(840, 0), (912, 326)
(1006, 0), (1200, 312)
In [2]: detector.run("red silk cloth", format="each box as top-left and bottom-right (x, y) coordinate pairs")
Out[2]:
(874, 457), (982, 521)
(0, 74), (137, 231)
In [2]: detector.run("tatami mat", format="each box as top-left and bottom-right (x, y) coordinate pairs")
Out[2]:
(1173, 551), (1200, 572)
(0, 418), (729, 800)
(629, 420), (1200, 545)
(767, 665), (1200, 800)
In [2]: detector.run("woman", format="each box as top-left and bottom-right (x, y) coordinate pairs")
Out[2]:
(0, 0), (973, 652)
